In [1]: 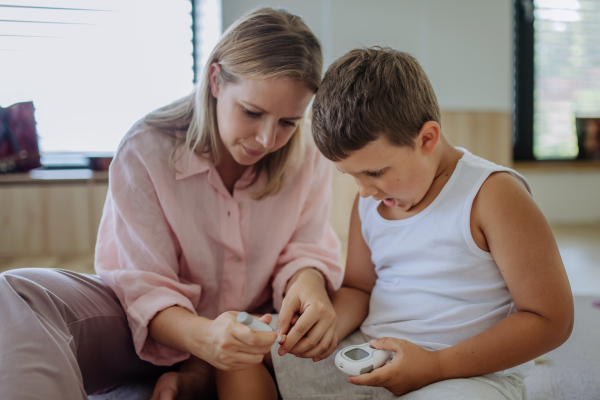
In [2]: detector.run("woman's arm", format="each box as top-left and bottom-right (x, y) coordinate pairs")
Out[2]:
(98, 134), (278, 369)
(272, 142), (344, 359)
(148, 306), (278, 371)
(280, 194), (377, 361)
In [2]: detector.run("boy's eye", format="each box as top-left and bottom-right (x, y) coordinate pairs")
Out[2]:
(366, 170), (384, 177)
(243, 108), (261, 118)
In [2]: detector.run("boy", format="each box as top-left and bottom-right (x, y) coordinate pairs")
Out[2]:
(271, 47), (573, 399)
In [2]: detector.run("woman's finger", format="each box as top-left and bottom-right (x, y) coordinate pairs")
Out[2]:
(278, 306), (320, 355)
(232, 321), (278, 348)
(259, 314), (273, 325)
(221, 351), (265, 371)
(276, 295), (301, 337)
(298, 323), (335, 359)
(291, 313), (299, 326)
(313, 332), (338, 362)
(286, 304), (335, 355)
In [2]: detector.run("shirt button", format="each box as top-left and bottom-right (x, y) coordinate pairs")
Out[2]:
(234, 256), (242, 263)
(239, 202), (246, 209)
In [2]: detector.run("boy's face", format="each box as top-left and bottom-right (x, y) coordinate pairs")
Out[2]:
(335, 136), (437, 212)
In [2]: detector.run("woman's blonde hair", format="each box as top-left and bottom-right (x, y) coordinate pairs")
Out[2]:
(144, 7), (323, 199)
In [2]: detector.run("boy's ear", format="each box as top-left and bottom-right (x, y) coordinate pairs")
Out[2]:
(209, 63), (222, 98)
(417, 121), (441, 156)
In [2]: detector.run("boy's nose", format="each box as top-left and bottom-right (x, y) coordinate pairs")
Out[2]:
(255, 123), (276, 149)
(356, 181), (377, 198)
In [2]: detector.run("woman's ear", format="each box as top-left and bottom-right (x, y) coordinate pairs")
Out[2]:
(418, 121), (441, 156)
(209, 63), (221, 98)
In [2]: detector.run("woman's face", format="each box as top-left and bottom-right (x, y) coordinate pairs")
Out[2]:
(209, 64), (314, 166)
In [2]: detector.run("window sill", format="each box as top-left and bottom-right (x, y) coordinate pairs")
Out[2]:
(0, 169), (109, 185)
(514, 160), (600, 173)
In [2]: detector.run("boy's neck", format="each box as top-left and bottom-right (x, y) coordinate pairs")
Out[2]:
(431, 136), (463, 183)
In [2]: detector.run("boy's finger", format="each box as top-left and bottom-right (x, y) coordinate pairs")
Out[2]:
(370, 337), (402, 353)
(278, 333), (287, 345)
(348, 365), (392, 387)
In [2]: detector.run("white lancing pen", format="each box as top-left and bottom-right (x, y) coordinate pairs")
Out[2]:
(237, 312), (281, 343)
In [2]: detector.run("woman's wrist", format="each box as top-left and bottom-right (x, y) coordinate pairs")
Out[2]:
(149, 306), (213, 359)
(285, 267), (326, 295)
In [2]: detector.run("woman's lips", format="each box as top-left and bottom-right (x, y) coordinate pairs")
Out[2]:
(383, 198), (396, 207)
(243, 145), (264, 157)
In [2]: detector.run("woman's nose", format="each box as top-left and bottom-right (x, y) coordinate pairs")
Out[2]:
(256, 123), (276, 149)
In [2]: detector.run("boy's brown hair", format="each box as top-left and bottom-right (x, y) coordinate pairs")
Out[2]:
(312, 47), (440, 161)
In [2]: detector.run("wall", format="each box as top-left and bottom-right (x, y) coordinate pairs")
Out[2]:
(517, 168), (600, 224)
(222, 0), (513, 112)
(222, 0), (600, 226)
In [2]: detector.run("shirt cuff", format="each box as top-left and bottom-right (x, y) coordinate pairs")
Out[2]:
(272, 256), (341, 312)
(127, 286), (198, 366)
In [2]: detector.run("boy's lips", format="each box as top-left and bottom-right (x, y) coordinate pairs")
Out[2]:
(383, 198), (396, 207)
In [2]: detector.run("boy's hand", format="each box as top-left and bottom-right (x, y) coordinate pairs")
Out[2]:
(348, 338), (441, 396)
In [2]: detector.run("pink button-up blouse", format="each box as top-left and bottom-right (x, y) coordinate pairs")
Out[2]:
(95, 120), (343, 366)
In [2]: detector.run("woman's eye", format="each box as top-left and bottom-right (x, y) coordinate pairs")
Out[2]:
(366, 170), (384, 177)
(243, 108), (261, 118)
(281, 120), (297, 128)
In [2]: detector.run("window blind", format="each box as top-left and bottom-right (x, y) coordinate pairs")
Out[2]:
(0, 0), (195, 153)
(534, 0), (600, 159)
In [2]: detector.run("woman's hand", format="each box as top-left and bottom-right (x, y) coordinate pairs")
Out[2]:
(348, 338), (442, 396)
(198, 312), (278, 371)
(276, 268), (338, 361)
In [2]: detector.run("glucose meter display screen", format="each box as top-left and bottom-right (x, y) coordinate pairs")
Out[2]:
(344, 348), (369, 360)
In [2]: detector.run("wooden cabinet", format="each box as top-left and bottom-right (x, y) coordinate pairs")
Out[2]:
(0, 172), (108, 258)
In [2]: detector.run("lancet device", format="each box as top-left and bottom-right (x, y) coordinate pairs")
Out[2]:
(237, 312), (281, 343)
(334, 342), (392, 375)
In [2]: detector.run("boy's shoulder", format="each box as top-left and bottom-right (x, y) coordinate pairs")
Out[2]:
(470, 167), (537, 252)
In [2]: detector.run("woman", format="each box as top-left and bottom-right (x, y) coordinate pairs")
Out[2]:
(0, 8), (342, 400)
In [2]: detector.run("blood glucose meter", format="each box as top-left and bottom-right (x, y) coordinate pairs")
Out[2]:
(334, 342), (392, 375)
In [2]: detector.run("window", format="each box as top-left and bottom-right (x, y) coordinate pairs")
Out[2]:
(514, 0), (600, 160)
(0, 0), (221, 155)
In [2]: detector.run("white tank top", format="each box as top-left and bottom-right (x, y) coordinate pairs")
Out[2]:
(359, 149), (532, 355)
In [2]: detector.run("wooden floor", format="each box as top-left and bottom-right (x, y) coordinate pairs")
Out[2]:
(1, 224), (599, 296)
(551, 224), (600, 296)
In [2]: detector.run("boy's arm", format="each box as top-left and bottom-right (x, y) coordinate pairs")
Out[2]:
(332, 194), (377, 341)
(350, 172), (574, 395)
(435, 172), (573, 377)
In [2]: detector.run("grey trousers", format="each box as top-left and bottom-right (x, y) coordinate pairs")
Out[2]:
(271, 326), (528, 400)
(0, 268), (174, 400)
